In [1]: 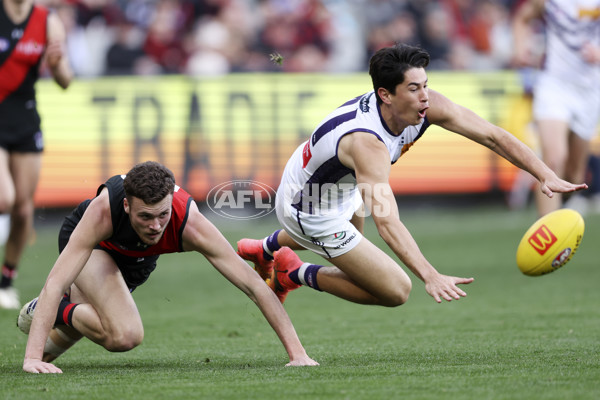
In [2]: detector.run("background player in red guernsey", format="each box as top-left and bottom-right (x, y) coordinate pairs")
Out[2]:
(0, 0), (72, 309)
(18, 161), (318, 374)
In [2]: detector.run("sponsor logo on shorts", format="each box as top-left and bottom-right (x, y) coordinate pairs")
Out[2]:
(332, 232), (357, 250)
(34, 131), (43, 151)
(527, 225), (557, 255)
(333, 231), (346, 240)
(207, 180), (276, 220)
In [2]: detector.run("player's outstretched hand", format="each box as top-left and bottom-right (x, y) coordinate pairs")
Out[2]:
(425, 273), (474, 303)
(23, 358), (63, 374)
(286, 355), (320, 367)
(540, 176), (588, 198)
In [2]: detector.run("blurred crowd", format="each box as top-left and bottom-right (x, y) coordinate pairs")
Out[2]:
(38, 0), (523, 76)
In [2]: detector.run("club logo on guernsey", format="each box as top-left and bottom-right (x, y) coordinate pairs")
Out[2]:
(302, 142), (312, 168)
(207, 180), (276, 220)
(359, 95), (370, 112)
(527, 225), (557, 256)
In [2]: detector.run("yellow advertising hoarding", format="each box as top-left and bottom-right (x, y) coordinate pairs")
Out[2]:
(35, 72), (527, 207)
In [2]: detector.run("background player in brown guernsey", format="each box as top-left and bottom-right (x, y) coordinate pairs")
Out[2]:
(0, 0), (72, 309)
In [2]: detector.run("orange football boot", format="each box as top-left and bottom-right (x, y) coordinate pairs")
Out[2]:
(271, 247), (303, 303)
(237, 238), (274, 281)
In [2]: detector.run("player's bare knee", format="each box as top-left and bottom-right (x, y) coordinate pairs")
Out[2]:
(379, 279), (411, 307)
(0, 196), (14, 214)
(104, 327), (144, 352)
(10, 201), (34, 222)
(380, 290), (410, 307)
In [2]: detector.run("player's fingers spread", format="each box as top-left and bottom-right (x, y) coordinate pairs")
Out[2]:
(440, 291), (453, 302)
(449, 290), (461, 300)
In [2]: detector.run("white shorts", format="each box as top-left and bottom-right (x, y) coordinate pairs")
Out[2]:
(533, 73), (600, 140)
(275, 194), (363, 259)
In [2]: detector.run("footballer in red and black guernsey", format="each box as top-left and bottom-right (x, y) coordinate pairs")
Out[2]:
(21, 162), (318, 374)
(0, 0), (72, 310)
(0, 1), (48, 138)
(58, 174), (193, 290)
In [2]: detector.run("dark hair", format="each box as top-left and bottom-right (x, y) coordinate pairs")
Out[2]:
(369, 43), (430, 104)
(123, 161), (175, 204)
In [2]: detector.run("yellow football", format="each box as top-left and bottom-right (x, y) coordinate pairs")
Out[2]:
(516, 209), (584, 276)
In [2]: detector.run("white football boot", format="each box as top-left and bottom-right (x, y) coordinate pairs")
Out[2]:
(0, 286), (20, 309)
(17, 297), (38, 334)
(0, 213), (9, 245)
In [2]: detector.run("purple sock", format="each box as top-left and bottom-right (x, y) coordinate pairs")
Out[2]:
(262, 229), (282, 260)
(290, 264), (322, 291)
(303, 265), (322, 291)
(289, 268), (301, 285)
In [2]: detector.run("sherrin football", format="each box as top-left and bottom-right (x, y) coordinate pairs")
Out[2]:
(516, 209), (584, 276)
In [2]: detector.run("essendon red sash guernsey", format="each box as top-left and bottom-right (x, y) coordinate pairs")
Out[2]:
(97, 175), (193, 258)
(0, 5), (48, 103)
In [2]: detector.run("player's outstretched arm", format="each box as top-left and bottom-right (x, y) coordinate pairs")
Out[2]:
(23, 192), (113, 373)
(426, 90), (588, 196)
(339, 132), (474, 303)
(182, 203), (318, 366)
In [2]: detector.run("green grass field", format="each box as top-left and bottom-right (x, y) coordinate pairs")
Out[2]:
(1, 201), (599, 399)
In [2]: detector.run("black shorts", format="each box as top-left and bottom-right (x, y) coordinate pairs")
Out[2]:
(58, 205), (159, 291)
(0, 107), (44, 152)
(0, 129), (44, 152)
